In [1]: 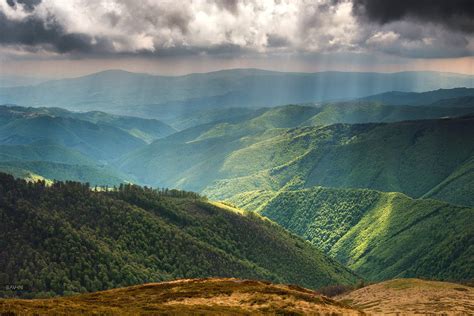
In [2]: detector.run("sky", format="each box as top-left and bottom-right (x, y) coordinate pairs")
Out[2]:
(0, 0), (473, 77)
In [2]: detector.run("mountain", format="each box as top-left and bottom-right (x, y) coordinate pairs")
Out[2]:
(1, 69), (473, 121)
(0, 173), (358, 298)
(202, 116), (474, 207)
(0, 278), (360, 314)
(119, 104), (474, 207)
(228, 186), (473, 281)
(360, 88), (474, 106)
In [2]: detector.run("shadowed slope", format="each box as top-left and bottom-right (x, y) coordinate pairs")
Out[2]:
(0, 173), (357, 298)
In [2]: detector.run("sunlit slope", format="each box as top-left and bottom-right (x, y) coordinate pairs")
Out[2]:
(204, 116), (474, 206)
(0, 278), (360, 315)
(0, 173), (357, 298)
(120, 103), (474, 200)
(229, 186), (474, 281)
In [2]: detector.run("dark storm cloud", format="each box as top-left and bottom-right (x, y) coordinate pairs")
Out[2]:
(266, 34), (290, 48)
(214, 0), (239, 14)
(352, 0), (474, 33)
(0, 0), (472, 60)
(0, 10), (113, 53)
(6, 0), (41, 12)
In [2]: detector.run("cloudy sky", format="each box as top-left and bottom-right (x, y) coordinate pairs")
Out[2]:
(0, 0), (473, 77)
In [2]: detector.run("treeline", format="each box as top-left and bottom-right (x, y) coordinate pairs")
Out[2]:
(0, 173), (357, 298)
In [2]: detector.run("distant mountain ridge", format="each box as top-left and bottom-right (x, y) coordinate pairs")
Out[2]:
(0, 105), (177, 185)
(1, 69), (473, 122)
(360, 87), (474, 106)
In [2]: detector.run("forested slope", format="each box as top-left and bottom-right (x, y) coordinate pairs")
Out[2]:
(0, 173), (357, 298)
(228, 186), (474, 281)
(204, 116), (474, 207)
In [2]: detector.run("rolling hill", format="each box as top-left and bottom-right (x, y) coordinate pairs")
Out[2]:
(1, 69), (473, 121)
(0, 173), (358, 298)
(119, 107), (474, 207)
(0, 105), (175, 144)
(202, 116), (474, 206)
(227, 186), (474, 281)
(0, 111), (145, 160)
(0, 105), (180, 184)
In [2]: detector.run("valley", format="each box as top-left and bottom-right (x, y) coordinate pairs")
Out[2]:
(0, 75), (472, 313)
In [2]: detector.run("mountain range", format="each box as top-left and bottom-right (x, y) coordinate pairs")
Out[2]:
(0, 74), (472, 299)
(1, 69), (474, 125)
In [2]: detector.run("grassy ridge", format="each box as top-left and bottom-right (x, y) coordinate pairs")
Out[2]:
(0, 278), (360, 315)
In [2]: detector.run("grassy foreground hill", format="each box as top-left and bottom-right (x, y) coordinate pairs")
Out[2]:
(0, 173), (357, 298)
(0, 278), (360, 315)
(338, 278), (474, 314)
(228, 186), (474, 282)
(1, 278), (472, 315)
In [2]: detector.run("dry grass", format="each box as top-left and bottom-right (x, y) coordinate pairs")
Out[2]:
(0, 278), (362, 315)
(337, 278), (474, 315)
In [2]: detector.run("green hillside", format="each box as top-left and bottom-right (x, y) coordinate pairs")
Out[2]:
(203, 116), (474, 207)
(0, 173), (358, 298)
(229, 186), (474, 282)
